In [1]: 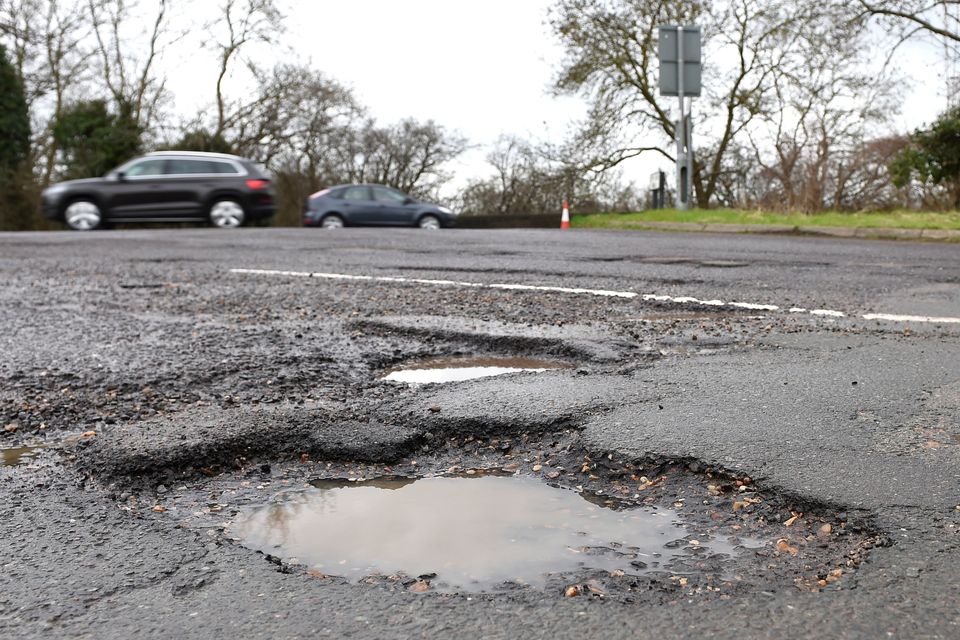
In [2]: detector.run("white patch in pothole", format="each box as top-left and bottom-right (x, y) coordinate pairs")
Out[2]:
(382, 357), (573, 384)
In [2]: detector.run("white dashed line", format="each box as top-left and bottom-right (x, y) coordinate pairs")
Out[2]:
(643, 294), (725, 306)
(488, 283), (637, 298)
(229, 268), (960, 325)
(729, 302), (780, 311)
(810, 309), (846, 317)
(862, 313), (960, 324)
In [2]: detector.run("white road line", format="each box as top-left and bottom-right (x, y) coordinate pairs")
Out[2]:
(229, 268), (960, 325)
(810, 309), (846, 317)
(863, 313), (960, 324)
(729, 302), (780, 311)
(488, 283), (637, 298)
(643, 294), (725, 306)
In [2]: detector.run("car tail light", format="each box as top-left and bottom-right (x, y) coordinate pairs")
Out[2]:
(245, 179), (270, 190)
(309, 188), (330, 199)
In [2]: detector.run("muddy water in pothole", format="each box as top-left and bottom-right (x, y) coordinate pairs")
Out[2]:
(231, 475), (745, 592)
(1, 446), (45, 466)
(382, 356), (573, 384)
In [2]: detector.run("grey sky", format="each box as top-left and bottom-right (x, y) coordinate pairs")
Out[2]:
(160, 1), (954, 192)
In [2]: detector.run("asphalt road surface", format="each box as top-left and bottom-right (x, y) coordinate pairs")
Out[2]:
(2, 228), (958, 639)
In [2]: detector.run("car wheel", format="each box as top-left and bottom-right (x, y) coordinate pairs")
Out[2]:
(321, 214), (344, 229)
(64, 200), (103, 231)
(209, 199), (246, 228)
(418, 214), (441, 230)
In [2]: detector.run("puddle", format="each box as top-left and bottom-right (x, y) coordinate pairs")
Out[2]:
(1, 445), (45, 466)
(382, 356), (572, 384)
(231, 475), (747, 592)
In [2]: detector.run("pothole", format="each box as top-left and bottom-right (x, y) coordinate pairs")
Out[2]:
(1, 445), (46, 466)
(131, 432), (884, 602)
(228, 473), (755, 593)
(382, 356), (573, 384)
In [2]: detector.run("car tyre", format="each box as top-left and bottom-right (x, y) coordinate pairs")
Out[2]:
(64, 199), (103, 231)
(209, 199), (246, 228)
(418, 214), (441, 230)
(321, 214), (344, 229)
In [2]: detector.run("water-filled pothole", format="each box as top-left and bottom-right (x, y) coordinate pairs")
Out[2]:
(1, 445), (45, 466)
(382, 356), (573, 384)
(230, 474), (750, 593)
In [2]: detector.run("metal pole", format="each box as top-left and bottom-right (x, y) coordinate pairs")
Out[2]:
(676, 26), (687, 211)
(686, 111), (693, 209)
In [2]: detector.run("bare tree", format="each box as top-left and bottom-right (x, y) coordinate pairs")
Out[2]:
(742, 8), (900, 212)
(209, 0), (284, 139)
(858, 1), (960, 43)
(549, 0), (882, 208)
(458, 135), (640, 216)
(351, 119), (468, 197)
(859, 1), (960, 104)
(0, 0), (94, 183)
(460, 135), (561, 215)
(317, 118), (467, 199)
(86, 0), (173, 134)
(229, 64), (360, 166)
(836, 136), (916, 211)
(222, 63), (361, 225)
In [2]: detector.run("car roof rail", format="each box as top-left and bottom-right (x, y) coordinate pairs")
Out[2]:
(145, 150), (242, 160)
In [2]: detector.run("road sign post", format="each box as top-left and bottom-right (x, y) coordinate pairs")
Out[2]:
(658, 25), (701, 210)
(648, 170), (666, 209)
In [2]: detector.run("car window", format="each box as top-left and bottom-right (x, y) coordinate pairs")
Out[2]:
(167, 159), (223, 175)
(342, 186), (371, 201)
(210, 161), (241, 174)
(125, 159), (167, 177)
(372, 187), (408, 203)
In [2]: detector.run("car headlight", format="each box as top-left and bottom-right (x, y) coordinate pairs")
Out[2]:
(43, 184), (67, 197)
(438, 206), (453, 214)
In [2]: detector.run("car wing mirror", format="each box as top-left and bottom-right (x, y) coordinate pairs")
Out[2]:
(115, 171), (126, 182)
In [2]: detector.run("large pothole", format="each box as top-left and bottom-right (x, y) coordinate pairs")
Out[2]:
(125, 431), (884, 602)
(228, 472), (756, 593)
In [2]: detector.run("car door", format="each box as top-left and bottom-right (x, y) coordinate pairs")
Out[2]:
(339, 186), (376, 224)
(104, 158), (170, 218)
(164, 158), (224, 217)
(371, 186), (415, 225)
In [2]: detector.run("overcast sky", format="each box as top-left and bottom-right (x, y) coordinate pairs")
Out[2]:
(162, 1), (954, 193)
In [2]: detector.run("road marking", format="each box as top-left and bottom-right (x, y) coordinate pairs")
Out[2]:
(729, 302), (780, 311)
(230, 268), (960, 325)
(810, 309), (846, 317)
(863, 313), (960, 324)
(488, 283), (636, 298)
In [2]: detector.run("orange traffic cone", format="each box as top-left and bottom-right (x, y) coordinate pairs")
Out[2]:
(560, 200), (571, 229)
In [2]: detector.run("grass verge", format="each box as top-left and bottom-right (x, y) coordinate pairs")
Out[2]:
(571, 209), (960, 230)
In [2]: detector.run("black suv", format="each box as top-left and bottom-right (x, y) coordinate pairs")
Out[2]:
(42, 151), (276, 230)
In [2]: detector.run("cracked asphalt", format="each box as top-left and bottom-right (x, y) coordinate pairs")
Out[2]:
(1, 228), (958, 639)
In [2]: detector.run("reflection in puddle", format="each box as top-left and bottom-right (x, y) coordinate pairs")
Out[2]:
(1, 445), (45, 466)
(382, 356), (573, 384)
(231, 475), (745, 592)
